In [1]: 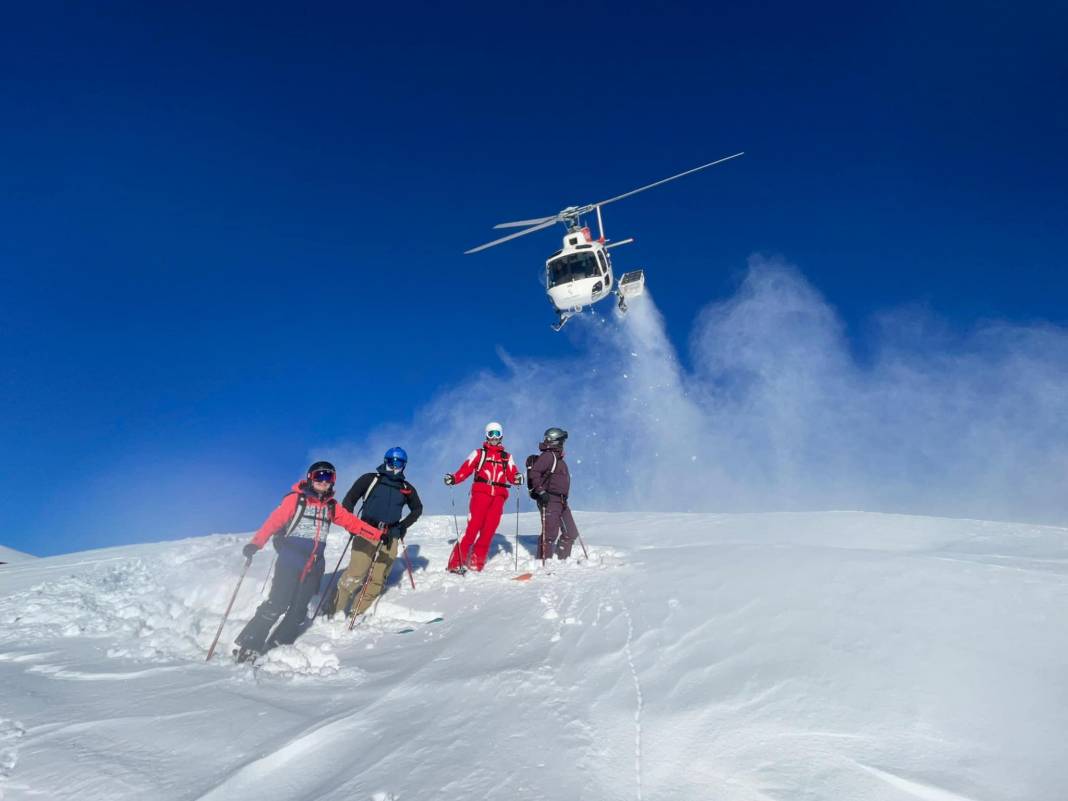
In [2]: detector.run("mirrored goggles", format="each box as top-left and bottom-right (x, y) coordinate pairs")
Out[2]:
(385, 456), (407, 469)
(310, 469), (336, 483)
(486, 430), (503, 440)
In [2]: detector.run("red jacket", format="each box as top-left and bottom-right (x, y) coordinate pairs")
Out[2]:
(452, 442), (520, 499)
(250, 482), (382, 549)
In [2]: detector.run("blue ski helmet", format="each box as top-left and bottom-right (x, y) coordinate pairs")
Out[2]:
(384, 446), (408, 471)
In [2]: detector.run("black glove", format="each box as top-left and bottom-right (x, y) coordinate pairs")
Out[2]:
(383, 524), (405, 544)
(271, 533), (286, 553)
(242, 543), (259, 560)
(443, 473), (455, 486)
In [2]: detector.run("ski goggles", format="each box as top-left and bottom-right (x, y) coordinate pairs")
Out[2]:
(486, 430), (503, 440)
(384, 456), (407, 469)
(310, 469), (336, 483)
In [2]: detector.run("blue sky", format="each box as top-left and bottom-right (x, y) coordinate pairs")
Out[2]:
(2, 2), (1066, 555)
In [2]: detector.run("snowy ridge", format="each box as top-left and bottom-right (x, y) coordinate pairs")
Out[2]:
(0, 545), (34, 564)
(1, 511), (1067, 800)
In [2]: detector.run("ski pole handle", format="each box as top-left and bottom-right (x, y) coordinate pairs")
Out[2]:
(205, 557), (252, 662)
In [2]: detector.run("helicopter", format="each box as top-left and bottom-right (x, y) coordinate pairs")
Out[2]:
(465, 152), (744, 330)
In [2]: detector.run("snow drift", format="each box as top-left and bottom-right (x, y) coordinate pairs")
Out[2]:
(1, 511), (1066, 800)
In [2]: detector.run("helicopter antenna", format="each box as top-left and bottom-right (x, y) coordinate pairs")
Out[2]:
(587, 152), (744, 211)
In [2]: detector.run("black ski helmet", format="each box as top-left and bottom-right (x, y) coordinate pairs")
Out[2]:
(543, 427), (568, 444)
(307, 460), (337, 483)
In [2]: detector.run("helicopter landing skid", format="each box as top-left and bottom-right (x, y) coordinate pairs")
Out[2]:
(551, 311), (577, 332)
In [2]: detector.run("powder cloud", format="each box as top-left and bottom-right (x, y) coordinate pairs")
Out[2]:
(325, 256), (1068, 525)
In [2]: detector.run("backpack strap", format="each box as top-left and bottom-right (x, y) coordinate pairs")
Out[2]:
(474, 447), (513, 487)
(281, 492), (308, 538)
(360, 475), (380, 513)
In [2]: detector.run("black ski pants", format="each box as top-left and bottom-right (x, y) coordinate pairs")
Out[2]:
(538, 494), (578, 560)
(235, 552), (325, 653)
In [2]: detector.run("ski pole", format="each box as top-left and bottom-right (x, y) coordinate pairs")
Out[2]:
(449, 490), (462, 565)
(311, 533), (355, 620)
(259, 554), (276, 596)
(401, 542), (416, 590)
(514, 492), (520, 571)
(539, 501), (547, 567)
(205, 556), (252, 662)
(348, 539), (385, 630)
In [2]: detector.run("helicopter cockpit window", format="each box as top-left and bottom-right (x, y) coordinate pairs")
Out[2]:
(596, 251), (608, 275)
(548, 252), (600, 287)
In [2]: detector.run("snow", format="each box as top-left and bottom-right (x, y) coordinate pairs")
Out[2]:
(0, 545), (34, 564)
(1, 511), (1067, 800)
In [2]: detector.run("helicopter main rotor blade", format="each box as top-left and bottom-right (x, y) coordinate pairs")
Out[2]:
(465, 219), (559, 254)
(589, 152), (744, 211)
(492, 216), (557, 229)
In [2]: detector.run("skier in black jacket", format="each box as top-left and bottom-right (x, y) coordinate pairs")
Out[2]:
(329, 447), (423, 618)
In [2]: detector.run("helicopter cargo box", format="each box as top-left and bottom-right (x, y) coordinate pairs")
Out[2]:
(619, 269), (645, 298)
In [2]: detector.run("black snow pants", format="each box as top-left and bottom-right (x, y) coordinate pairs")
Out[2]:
(235, 550), (325, 653)
(538, 494), (578, 560)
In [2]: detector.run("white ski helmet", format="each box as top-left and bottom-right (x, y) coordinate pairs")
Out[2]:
(485, 421), (503, 440)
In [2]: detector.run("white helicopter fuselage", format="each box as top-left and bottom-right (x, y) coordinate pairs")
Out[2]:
(544, 227), (614, 314)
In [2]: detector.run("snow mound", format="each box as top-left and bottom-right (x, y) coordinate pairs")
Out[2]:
(250, 642), (352, 680)
(1, 511), (1066, 801)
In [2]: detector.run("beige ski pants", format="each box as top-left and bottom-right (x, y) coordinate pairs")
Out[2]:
(334, 536), (398, 617)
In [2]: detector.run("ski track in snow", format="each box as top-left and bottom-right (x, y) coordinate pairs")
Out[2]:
(0, 717), (26, 781)
(615, 582), (644, 801)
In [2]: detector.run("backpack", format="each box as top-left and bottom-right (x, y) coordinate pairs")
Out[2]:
(474, 447), (512, 488)
(525, 451), (557, 499)
(276, 490), (335, 543)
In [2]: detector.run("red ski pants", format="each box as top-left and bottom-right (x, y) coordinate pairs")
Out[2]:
(448, 491), (507, 571)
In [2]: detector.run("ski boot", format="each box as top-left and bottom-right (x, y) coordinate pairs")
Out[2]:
(232, 646), (260, 665)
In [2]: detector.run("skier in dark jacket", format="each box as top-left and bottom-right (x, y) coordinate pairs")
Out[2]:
(331, 447), (423, 618)
(233, 461), (383, 661)
(528, 427), (580, 560)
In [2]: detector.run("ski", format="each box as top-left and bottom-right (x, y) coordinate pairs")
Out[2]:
(395, 616), (444, 634)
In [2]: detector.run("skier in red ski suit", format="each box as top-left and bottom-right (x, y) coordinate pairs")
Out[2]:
(444, 422), (522, 572)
